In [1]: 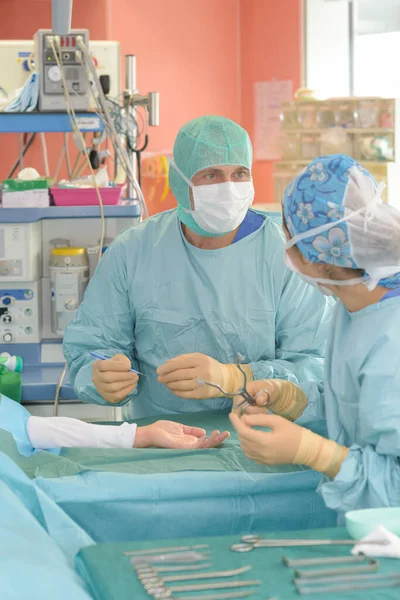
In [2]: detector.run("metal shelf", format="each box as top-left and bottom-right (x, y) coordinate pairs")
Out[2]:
(0, 112), (104, 133)
(0, 204), (140, 223)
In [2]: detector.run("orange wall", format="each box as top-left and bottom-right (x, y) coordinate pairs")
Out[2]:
(240, 0), (303, 203)
(0, 0), (302, 206)
(109, 0), (241, 155)
(108, 0), (241, 214)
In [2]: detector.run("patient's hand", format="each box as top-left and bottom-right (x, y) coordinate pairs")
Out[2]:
(134, 420), (230, 449)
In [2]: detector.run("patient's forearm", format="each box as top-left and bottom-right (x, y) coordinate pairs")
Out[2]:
(26, 416), (137, 449)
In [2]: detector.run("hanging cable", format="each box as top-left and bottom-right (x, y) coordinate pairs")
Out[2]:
(131, 134), (148, 188)
(77, 39), (148, 218)
(50, 36), (105, 416)
(40, 133), (50, 178)
(64, 133), (72, 178)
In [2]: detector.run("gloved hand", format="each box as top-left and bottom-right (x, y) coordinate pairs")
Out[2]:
(157, 353), (253, 399)
(92, 354), (138, 404)
(234, 379), (307, 421)
(230, 413), (348, 480)
(134, 420), (230, 449)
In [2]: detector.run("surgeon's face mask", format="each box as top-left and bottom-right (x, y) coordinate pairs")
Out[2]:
(284, 253), (335, 296)
(172, 161), (254, 235)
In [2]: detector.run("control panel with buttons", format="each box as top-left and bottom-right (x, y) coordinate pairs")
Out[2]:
(0, 281), (40, 344)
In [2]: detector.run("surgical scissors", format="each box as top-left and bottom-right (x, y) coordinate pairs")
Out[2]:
(197, 354), (268, 414)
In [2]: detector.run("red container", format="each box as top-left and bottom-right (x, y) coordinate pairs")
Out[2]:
(51, 186), (122, 207)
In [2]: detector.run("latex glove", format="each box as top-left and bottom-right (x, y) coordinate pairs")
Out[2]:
(157, 353), (253, 400)
(134, 420), (230, 449)
(233, 379), (307, 421)
(92, 354), (138, 404)
(230, 412), (348, 479)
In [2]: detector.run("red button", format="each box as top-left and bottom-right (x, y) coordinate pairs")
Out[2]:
(66, 37), (70, 47)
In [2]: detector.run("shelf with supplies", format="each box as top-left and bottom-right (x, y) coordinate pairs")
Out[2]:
(281, 127), (395, 135)
(277, 160), (394, 168)
(0, 204), (141, 223)
(274, 97), (400, 209)
(0, 112), (104, 133)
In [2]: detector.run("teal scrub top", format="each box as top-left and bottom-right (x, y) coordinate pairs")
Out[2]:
(64, 209), (332, 419)
(298, 296), (400, 515)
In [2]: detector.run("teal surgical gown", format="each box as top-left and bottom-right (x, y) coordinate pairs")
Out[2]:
(297, 296), (400, 514)
(64, 209), (332, 419)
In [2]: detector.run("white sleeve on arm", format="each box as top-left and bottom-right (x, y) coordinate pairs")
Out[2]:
(26, 416), (137, 450)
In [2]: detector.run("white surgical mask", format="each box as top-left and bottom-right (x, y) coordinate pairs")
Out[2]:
(172, 161), (254, 234)
(284, 253), (335, 296)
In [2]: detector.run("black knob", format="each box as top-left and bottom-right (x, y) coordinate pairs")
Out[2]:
(99, 75), (110, 96)
(89, 149), (100, 170)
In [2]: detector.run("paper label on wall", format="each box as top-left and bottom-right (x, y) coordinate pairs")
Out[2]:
(254, 80), (293, 160)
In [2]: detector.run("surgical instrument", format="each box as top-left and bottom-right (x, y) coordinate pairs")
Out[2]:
(130, 552), (210, 565)
(297, 580), (400, 595)
(232, 535), (389, 551)
(241, 534), (388, 545)
(295, 558), (379, 579)
(294, 571), (400, 586)
(146, 580), (262, 597)
(125, 544), (208, 556)
(139, 566), (252, 585)
(135, 563), (213, 574)
(148, 592), (257, 600)
(197, 354), (266, 415)
(282, 554), (367, 567)
(230, 544), (254, 553)
(89, 351), (146, 376)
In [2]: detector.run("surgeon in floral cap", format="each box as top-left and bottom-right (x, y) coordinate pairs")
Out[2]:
(231, 154), (400, 521)
(283, 155), (378, 273)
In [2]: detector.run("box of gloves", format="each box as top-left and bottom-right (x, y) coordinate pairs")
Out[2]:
(2, 177), (50, 208)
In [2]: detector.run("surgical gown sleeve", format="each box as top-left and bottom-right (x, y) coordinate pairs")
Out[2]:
(248, 243), (332, 413)
(63, 239), (138, 407)
(320, 349), (400, 513)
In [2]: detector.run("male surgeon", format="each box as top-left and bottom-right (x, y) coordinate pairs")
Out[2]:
(64, 116), (332, 419)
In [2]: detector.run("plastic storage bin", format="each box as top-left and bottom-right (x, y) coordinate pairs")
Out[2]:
(297, 103), (317, 129)
(354, 133), (394, 161)
(281, 133), (300, 160)
(357, 98), (380, 128)
(320, 127), (353, 156)
(301, 134), (319, 160)
(380, 99), (395, 128)
(51, 186), (122, 207)
(281, 103), (299, 129)
(333, 99), (356, 128)
(316, 102), (336, 129)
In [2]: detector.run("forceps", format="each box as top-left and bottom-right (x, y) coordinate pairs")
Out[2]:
(231, 535), (389, 552)
(197, 354), (269, 414)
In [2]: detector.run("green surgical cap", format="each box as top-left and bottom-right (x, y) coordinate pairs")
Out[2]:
(169, 115), (253, 236)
